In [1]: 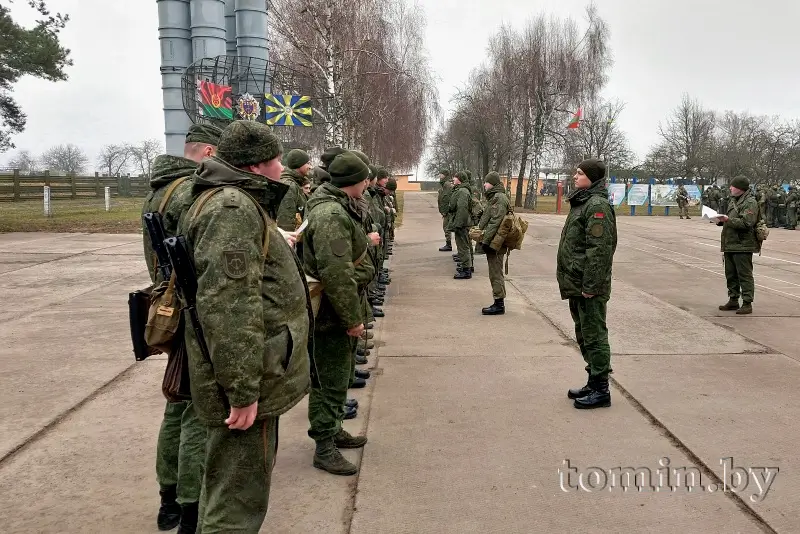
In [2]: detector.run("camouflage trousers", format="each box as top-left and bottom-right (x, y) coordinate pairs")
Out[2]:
(308, 328), (357, 441)
(568, 296), (612, 379)
(156, 401), (206, 504)
(677, 202), (689, 218)
(787, 206), (797, 229)
(453, 228), (473, 270)
(197, 417), (278, 534)
(442, 216), (451, 246)
(724, 252), (754, 304)
(484, 247), (506, 299)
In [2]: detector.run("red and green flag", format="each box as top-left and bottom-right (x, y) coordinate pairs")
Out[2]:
(197, 80), (233, 120)
(567, 107), (582, 129)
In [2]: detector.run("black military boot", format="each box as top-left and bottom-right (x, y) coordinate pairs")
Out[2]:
(439, 243), (452, 251)
(369, 298), (384, 306)
(481, 299), (505, 315)
(355, 354), (368, 366)
(355, 369), (371, 379)
(350, 377), (367, 389)
(334, 429), (368, 449)
(372, 307), (385, 317)
(719, 298), (740, 311)
(157, 486), (181, 531)
(313, 439), (358, 476)
(567, 374), (592, 400)
(344, 405), (357, 419)
(176, 502), (198, 534)
(452, 254), (459, 262)
(454, 269), (472, 280)
(574, 378), (611, 409)
(345, 398), (358, 409)
(736, 302), (753, 315)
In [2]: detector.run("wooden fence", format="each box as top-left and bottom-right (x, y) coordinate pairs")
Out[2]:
(0, 170), (151, 201)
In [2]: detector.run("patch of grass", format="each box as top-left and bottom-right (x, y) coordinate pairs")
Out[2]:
(0, 197), (145, 233)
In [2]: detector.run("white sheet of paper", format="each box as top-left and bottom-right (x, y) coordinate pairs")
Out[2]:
(296, 219), (309, 235)
(701, 205), (721, 221)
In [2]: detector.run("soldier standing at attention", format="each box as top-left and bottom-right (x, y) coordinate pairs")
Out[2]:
(276, 149), (312, 231)
(478, 172), (510, 315)
(177, 120), (312, 533)
(141, 122), (222, 534)
(437, 170), (454, 251)
(449, 171), (474, 279)
(717, 175), (760, 315)
(558, 158), (618, 410)
(676, 184), (690, 220)
(786, 186), (797, 230)
(303, 151), (372, 476)
(766, 185), (778, 227)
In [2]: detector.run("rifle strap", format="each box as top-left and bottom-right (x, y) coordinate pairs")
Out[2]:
(152, 176), (190, 280)
(188, 186), (271, 257)
(158, 176), (190, 215)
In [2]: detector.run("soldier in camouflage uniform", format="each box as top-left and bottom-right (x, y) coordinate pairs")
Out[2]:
(776, 186), (788, 228)
(786, 186), (797, 230)
(176, 121), (312, 533)
(558, 158), (618, 410)
(676, 184), (691, 219)
(717, 175), (760, 315)
(437, 170), (454, 251)
(766, 185), (779, 227)
(276, 149), (312, 231)
(303, 152), (372, 475)
(141, 123), (222, 534)
(478, 172), (510, 315)
(449, 171), (474, 279)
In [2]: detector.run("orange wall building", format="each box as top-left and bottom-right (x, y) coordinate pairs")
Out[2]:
(393, 174), (421, 191)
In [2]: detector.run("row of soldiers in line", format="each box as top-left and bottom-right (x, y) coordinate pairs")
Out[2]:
(702, 183), (798, 229)
(436, 169), (511, 315)
(140, 121), (397, 533)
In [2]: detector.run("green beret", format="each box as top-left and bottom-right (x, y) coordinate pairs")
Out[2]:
(350, 150), (370, 166)
(485, 171), (501, 187)
(217, 121), (283, 168)
(329, 152), (370, 187)
(730, 175), (750, 191)
(386, 178), (397, 191)
(455, 170), (469, 182)
(376, 167), (390, 179)
(186, 123), (223, 146)
(286, 149), (310, 170)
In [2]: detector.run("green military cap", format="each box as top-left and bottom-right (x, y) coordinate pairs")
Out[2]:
(329, 151), (370, 187)
(376, 167), (390, 179)
(485, 171), (501, 187)
(368, 164), (378, 180)
(350, 150), (370, 166)
(185, 123), (223, 146)
(320, 147), (345, 170)
(286, 149), (310, 170)
(216, 121), (282, 168)
(314, 166), (331, 184)
(386, 177), (398, 191)
(730, 175), (750, 191)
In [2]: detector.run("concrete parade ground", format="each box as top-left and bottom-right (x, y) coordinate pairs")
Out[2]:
(1, 191), (799, 533)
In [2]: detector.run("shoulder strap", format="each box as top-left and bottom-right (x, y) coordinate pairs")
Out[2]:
(158, 176), (190, 215)
(188, 186), (271, 257)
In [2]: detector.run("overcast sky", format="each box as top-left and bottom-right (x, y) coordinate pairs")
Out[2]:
(5, 0), (800, 176)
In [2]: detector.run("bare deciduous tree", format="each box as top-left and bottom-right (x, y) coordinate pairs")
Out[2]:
(131, 138), (163, 178)
(40, 143), (88, 174)
(7, 149), (38, 173)
(97, 144), (132, 176)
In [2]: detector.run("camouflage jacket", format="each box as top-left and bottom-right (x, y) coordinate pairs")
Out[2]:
(303, 182), (370, 330)
(177, 157), (311, 425)
(276, 168), (307, 231)
(787, 190), (798, 208)
(141, 155), (197, 283)
(438, 179), (453, 216)
(676, 186), (689, 203)
(478, 184), (510, 245)
(556, 180), (618, 299)
(447, 183), (472, 229)
(719, 189), (760, 253)
(367, 186), (386, 232)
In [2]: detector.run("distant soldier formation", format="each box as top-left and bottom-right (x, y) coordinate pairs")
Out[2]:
(138, 121), (397, 533)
